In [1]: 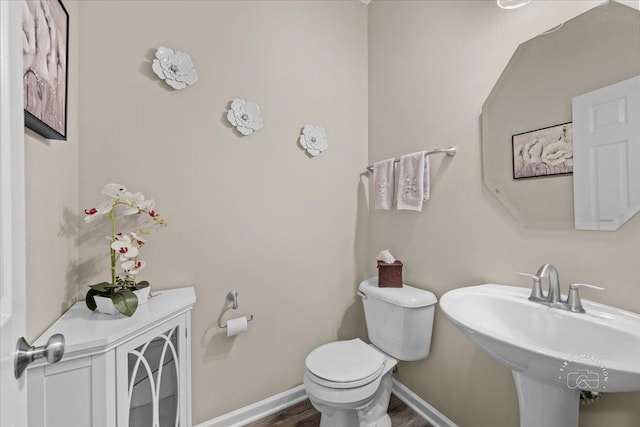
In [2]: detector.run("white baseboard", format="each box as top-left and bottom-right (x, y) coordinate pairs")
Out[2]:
(194, 384), (307, 427)
(391, 378), (458, 427)
(195, 380), (457, 427)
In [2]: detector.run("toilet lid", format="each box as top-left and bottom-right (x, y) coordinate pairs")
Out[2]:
(305, 339), (385, 383)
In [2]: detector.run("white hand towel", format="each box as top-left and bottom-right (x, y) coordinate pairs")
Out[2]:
(373, 158), (395, 210)
(397, 151), (427, 211)
(423, 155), (430, 201)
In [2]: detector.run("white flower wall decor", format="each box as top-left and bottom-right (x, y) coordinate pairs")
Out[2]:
(151, 46), (198, 90)
(226, 99), (264, 136)
(299, 125), (328, 157)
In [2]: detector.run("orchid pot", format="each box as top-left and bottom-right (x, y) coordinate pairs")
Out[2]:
(90, 281), (151, 316)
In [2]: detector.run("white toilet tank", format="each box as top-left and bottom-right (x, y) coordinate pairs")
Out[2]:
(359, 277), (437, 361)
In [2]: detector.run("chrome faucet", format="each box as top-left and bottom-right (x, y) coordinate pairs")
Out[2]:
(516, 263), (560, 304)
(517, 264), (604, 313)
(537, 263), (561, 304)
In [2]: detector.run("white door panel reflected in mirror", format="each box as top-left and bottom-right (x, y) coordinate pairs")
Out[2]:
(573, 76), (640, 231)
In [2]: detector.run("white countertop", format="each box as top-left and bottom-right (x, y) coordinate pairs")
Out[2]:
(32, 287), (196, 363)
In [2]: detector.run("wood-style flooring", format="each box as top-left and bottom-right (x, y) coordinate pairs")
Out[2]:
(244, 394), (433, 427)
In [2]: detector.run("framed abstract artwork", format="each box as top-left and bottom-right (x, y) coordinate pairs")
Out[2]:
(23, 0), (69, 140)
(512, 122), (573, 179)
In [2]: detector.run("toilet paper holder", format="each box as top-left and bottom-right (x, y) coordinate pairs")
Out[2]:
(218, 290), (254, 328)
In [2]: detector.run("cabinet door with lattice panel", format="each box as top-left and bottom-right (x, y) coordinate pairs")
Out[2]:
(116, 315), (189, 427)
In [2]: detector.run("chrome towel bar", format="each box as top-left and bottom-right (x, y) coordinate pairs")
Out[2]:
(366, 146), (457, 172)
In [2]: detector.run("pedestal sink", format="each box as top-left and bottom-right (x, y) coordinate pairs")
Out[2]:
(440, 284), (640, 427)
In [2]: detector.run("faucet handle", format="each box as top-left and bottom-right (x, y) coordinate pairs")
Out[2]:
(516, 272), (542, 280)
(516, 272), (545, 300)
(569, 283), (604, 291)
(567, 283), (604, 313)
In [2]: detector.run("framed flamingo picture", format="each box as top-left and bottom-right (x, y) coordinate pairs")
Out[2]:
(23, 0), (69, 140)
(512, 122), (573, 179)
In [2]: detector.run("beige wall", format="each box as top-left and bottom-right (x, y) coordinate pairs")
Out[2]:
(369, 1), (640, 427)
(24, 1), (640, 426)
(25, 0), (79, 342)
(76, 1), (368, 423)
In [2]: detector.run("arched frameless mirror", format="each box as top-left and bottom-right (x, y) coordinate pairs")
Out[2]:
(482, 1), (640, 229)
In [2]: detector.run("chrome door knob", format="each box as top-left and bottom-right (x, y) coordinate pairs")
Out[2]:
(14, 334), (65, 379)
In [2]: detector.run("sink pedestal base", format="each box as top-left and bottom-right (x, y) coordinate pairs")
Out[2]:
(513, 372), (580, 427)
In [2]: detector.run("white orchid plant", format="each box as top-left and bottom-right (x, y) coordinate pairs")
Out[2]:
(83, 183), (167, 316)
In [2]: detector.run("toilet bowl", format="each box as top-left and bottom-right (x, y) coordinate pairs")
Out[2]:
(304, 339), (397, 427)
(303, 278), (437, 427)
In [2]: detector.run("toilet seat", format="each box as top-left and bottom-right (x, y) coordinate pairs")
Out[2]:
(305, 339), (385, 389)
(305, 365), (384, 389)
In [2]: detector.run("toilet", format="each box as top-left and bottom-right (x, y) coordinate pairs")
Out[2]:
(303, 277), (437, 427)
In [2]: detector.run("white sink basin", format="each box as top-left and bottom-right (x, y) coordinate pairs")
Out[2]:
(440, 284), (640, 427)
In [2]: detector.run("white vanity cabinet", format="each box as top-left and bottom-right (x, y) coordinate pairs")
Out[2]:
(27, 287), (196, 427)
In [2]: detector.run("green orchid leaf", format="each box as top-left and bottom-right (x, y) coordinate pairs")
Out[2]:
(110, 290), (138, 317)
(89, 282), (114, 293)
(135, 281), (150, 289)
(85, 289), (101, 311)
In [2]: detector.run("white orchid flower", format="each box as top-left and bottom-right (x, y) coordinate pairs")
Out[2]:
(111, 235), (139, 261)
(120, 191), (147, 215)
(139, 198), (155, 212)
(119, 191), (133, 202)
(121, 259), (146, 275)
(132, 193), (152, 215)
(132, 192), (147, 208)
(84, 200), (113, 223)
(102, 183), (127, 198)
(130, 232), (146, 247)
(119, 192), (137, 215)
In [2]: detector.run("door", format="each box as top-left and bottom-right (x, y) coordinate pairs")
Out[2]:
(573, 75), (640, 230)
(0, 1), (28, 426)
